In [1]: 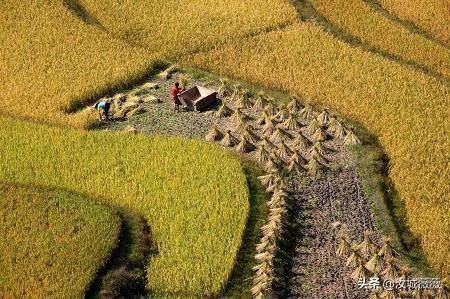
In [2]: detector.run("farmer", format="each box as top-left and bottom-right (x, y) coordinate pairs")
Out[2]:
(94, 100), (111, 121)
(169, 82), (184, 112)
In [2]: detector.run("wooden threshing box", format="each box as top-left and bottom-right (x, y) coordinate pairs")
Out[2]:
(178, 86), (218, 112)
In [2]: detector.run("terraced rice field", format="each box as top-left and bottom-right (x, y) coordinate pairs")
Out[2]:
(0, 115), (249, 296)
(1, 0), (449, 296)
(187, 22), (450, 275)
(378, 0), (450, 45)
(309, 0), (450, 78)
(0, 184), (120, 298)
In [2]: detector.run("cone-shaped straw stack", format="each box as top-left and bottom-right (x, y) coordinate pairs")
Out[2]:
(290, 133), (311, 150)
(300, 104), (313, 120)
(312, 127), (327, 142)
(264, 102), (277, 116)
(236, 90), (253, 109)
(218, 78), (232, 98)
(282, 116), (302, 131)
(344, 129), (361, 145)
(270, 127), (291, 144)
(253, 92), (268, 111)
(205, 124), (223, 141)
(220, 130), (238, 147)
(273, 105), (290, 122)
(257, 111), (270, 125)
(255, 145), (271, 164)
(262, 119), (276, 136)
(287, 96), (302, 114)
(216, 102), (233, 118)
(317, 109), (330, 126)
(236, 136), (255, 153)
(276, 140), (294, 162)
(306, 156), (326, 176)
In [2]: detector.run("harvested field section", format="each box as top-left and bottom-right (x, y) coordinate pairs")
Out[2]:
(80, 0), (298, 58)
(187, 22), (450, 275)
(277, 169), (376, 298)
(0, 184), (120, 298)
(0, 115), (249, 296)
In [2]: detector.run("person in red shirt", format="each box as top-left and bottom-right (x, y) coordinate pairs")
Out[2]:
(170, 82), (184, 112)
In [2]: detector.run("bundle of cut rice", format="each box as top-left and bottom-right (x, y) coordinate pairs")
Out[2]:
(287, 96), (302, 114)
(344, 129), (361, 145)
(317, 109), (330, 126)
(205, 124), (223, 142)
(158, 65), (177, 79)
(216, 102), (233, 118)
(220, 130), (238, 147)
(253, 92), (268, 111)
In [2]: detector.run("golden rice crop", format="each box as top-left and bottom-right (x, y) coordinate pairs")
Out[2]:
(379, 0), (450, 45)
(0, 115), (249, 296)
(310, 0), (450, 78)
(80, 0), (298, 59)
(0, 183), (121, 298)
(0, 0), (154, 128)
(186, 22), (450, 275)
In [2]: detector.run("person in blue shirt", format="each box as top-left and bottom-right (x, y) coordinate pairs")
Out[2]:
(94, 100), (111, 121)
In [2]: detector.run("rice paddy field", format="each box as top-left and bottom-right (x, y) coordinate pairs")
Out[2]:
(309, 0), (450, 78)
(187, 22), (450, 275)
(378, 0), (450, 45)
(0, 183), (120, 298)
(1, 0), (449, 297)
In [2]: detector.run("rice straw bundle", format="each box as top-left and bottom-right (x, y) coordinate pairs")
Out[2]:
(270, 127), (291, 144)
(218, 78), (233, 97)
(306, 156), (326, 176)
(255, 145), (271, 164)
(264, 102), (277, 116)
(262, 120), (276, 136)
(300, 104), (313, 120)
(220, 130), (238, 147)
(317, 109), (330, 126)
(253, 92), (268, 111)
(205, 124), (223, 141)
(312, 127), (327, 142)
(236, 136), (255, 153)
(305, 118), (320, 135)
(287, 96), (302, 114)
(276, 140), (294, 162)
(256, 111), (270, 125)
(259, 137), (277, 152)
(215, 102), (233, 118)
(344, 129), (361, 145)
(282, 116), (301, 131)
(290, 133), (311, 150)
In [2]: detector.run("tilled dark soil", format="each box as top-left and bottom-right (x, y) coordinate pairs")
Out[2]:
(275, 169), (378, 299)
(96, 71), (380, 298)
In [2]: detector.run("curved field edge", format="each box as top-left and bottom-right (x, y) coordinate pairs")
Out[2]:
(0, 0), (155, 128)
(77, 0), (298, 59)
(308, 0), (450, 79)
(377, 0), (450, 46)
(0, 183), (121, 298)
(184, 22), (450, 275)
(0, 115), (250, 296)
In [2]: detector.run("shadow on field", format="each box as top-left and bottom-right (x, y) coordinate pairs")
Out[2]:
(86, 209), (157, 298)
